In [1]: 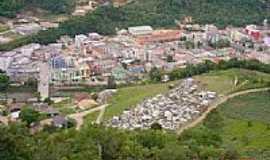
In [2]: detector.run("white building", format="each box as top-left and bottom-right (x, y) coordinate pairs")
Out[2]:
(128, 26), (153, 36)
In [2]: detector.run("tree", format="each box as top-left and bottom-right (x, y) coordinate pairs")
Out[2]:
(149, 67), (162, 82)
(107, 76), (116, 89)
(167, 55), (174, 62)
(158, 144), (192, 160)
(151, 122), (162, 130)
(0, 73), (10, 101)
(19, 107), (41, 126)
(222, 147), (240, 160)
(0, 73), (9, 92)
(44, 97), (54, 105)
(0, 0), (25, 17)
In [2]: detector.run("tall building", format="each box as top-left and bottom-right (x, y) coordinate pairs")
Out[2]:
(38, 62), (50, 100)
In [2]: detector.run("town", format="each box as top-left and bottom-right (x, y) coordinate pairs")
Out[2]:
(0, 17), (269, 130)
(1, 0), (270, 159)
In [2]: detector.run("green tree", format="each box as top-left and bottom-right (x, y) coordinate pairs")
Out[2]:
(19, 106), (41, 126)
(0, 73), (9, 92)
(149, 67), (162, 82)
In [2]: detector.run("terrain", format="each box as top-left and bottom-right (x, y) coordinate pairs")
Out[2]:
(186, 91), (270, 159)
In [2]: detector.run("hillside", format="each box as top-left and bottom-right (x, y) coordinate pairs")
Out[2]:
(0, 0), (270, 51)
(0, 0), (75, 18)
(186, 91), (270, 158)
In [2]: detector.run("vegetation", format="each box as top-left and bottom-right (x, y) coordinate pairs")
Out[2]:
(0, 0), (75, 18)
(1, 73), (270, 159)
(1, 0), (270, 51)
(169, 59), (270, 82)
(29, 0), (76, 14)
(186, 91), (270, 158)
(194, 69), (270, 95)
(0, 72), (9, 92)
(19, 106), (41, 126)
(0, 0), (25, 18)
(103, 81), (178, 120)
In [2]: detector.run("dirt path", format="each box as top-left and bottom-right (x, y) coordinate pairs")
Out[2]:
(177, 87), (270, 135)
(69, 104), (107, 129)
(95, 104), (108, 124)
(40, 104), (108, 130)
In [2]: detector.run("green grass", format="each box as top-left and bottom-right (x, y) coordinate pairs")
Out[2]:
(220, 92), (270, 123)
(52, 98), (77, 115)
(194, 69), (270, 95)
(103, 81), (178, 120)
(196, 91), (270, 158)
(83, 111), (100, 124)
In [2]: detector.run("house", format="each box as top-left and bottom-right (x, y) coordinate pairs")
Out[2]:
(52, 115), (68, 128)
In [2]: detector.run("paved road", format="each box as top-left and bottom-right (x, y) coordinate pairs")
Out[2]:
(177, 87), (270, 135)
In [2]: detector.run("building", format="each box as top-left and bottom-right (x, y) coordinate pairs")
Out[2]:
(136, 30), (181, 44)
(38, 62), (50, 100)
(128, 26), (153, 36)
(245, 25), (261, 41)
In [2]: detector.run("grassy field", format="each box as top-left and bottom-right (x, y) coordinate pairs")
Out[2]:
(194, 91), (270, 158)
(194, 69), (270, 95)
(102, 81), (179, 120)
(83, 111), (100, 124)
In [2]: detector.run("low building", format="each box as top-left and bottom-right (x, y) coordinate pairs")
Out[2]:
(52, 115), (68, 128)
(128, 26), (153, 36)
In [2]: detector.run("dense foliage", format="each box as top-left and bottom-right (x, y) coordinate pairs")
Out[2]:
(0, 72), (9, 92)
(0, 122), (242, 160)
(168, 59), (270, 81)
(19, 106), (41, 126)
(0, 0), (75, 18)
(0, 0), (25, 18)
(1, 91), (269, 160)
(1, 0), (270, 51)
(28, 0), (76, 14)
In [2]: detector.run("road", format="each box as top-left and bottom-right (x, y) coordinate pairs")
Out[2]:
(95, 104), (108, 124)
(177, 87), (270, 135)
(69, 104), (107, 129)
(40, 104), (108, 130)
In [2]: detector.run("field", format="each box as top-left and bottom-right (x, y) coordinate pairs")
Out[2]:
(102, 81), (178, 121)
(194, 69), (270, 95)
(193, 91), (270, 158)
